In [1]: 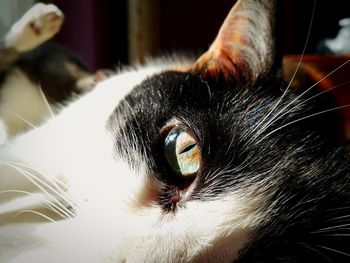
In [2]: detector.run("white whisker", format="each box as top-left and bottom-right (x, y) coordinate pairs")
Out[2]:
(256, 103), (350, 144)
(317, 245), (350, 258)
(0, 189), (73, 219)
(53, 177), (70, 192)
(0, 109), (36, 128)
(249, 0), (316, 138)
(8, 161), (76, 208)
(0, 188), (72, 219)
(45, 202), (73, 219)
(294, 80), (350, 109)
(12, 209), (55, 223)
(38, 84), (55, 118)
(326, 214), (350, 223)
(255, 60), (350, 142)
(299, 242), (332, 263)
(0, 189), (34, 196)
(6, 163), (75, 218)
(314, 223), (350, 232)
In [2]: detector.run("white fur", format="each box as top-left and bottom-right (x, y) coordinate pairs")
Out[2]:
(0, 62), (262, 262)
(4, 3), (63, 52)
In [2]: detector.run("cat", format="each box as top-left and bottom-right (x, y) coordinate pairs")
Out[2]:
(0, 3), (110, 143)
(1, 0), (350, 262)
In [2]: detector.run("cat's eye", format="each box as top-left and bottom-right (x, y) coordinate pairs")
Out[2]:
(164, 127), (200, 179)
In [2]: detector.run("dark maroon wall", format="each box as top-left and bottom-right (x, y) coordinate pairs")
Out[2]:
(54, 0), (96, 69)
(51, 0), (350, 70)
(53, 0), (127, 70)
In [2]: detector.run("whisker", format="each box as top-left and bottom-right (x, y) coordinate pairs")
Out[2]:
(318, 233), (350, 237)
(317, 245), (350, 258)
(324, 206), (350, 212)
(6, 163), (75, 218)
(0, 189), (72, 219)
(12, 209), (56, 222)
(298, 242), (332, 263)
(9, 161), (77, 208)
(38, 84), (55, 118)
(45, 202), (72, 219)
(294, 80), (350, 111)
(249, 0), (316, 137)
(313, 228), (350, 234)
(325, 214), (350, 223)
(313, 223), (350, 232)
(256, 103), (350, 144)
(258, 60), (350, 138)
(54, 178), (70, 191)
(0, 109), (36, 129)
(0, 189), (34, 196)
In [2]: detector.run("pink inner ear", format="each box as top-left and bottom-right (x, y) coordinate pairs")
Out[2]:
(192, 0), (276, 83)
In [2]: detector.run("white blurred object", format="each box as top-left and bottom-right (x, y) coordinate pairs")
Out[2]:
(0, 120), (7, 145)
(322, 17), (350, 55)
(0, 0), (35, 37)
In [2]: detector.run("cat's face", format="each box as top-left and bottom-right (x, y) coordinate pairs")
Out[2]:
(1, 0), (350, 262)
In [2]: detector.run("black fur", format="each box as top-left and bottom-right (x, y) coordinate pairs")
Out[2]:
(108, 69), (350, 261)
(15, 42), (91, 102)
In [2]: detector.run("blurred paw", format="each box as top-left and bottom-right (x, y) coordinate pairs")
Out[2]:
(5, 3), (64, 52)
(76, 70), (115, 92)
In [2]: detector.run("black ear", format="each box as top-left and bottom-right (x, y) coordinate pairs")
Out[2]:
(193, 0), (279, 83)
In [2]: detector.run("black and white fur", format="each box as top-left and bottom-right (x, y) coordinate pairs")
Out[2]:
(0, 3), (107, 143)
(1, 0), (350, 262)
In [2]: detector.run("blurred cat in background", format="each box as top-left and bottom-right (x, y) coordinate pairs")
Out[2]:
(0, 3), (110, 143)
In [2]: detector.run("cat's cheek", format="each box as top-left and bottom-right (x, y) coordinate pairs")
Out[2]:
(108, 192), (262, 263)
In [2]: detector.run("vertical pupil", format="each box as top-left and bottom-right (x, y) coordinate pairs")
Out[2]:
(164, 127), (199, 178)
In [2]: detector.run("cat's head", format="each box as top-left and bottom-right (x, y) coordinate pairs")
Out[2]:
(1, 0), (350, 262)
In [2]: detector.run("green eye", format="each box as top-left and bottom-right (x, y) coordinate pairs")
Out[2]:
(164, 127), (200, 179)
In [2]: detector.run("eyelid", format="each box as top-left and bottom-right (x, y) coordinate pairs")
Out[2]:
(160, 119), (182, 134)
(160, 119), (199, 142)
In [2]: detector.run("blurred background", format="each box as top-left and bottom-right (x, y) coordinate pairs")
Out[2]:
(1, 0), (350, 139)
(0, 0), (349, 71)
